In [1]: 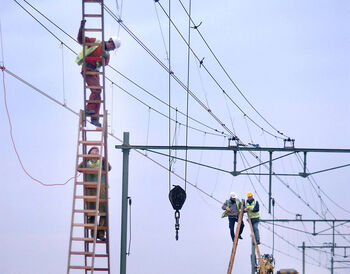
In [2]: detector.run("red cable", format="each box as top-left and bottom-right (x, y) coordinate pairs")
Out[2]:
(2, 67), (76, 186)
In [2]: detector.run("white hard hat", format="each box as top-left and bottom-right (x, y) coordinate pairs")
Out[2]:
(230, 192), (237, 199)
(110, 36), (121, 49)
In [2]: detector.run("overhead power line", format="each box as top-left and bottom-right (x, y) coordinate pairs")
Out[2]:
(13, 0), (347, 241)
(13, 0), (229, 138)
(155, 1), (288, 140)
(176, 0), (290, 139)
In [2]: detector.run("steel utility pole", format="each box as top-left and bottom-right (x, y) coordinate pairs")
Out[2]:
(120, 132), (130, 274)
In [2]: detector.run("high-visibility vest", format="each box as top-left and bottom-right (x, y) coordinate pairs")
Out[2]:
(246, 200), (260, 219)
(222, 199), (240, 218)
(87, 159), (100, 168)
(75, 39), (109, 68)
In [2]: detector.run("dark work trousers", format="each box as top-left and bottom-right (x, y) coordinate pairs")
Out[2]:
(228, 217), (244, 241)
(81, 71), (101, 121)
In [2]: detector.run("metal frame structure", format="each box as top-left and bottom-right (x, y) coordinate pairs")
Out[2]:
(115, 138), (350, 274)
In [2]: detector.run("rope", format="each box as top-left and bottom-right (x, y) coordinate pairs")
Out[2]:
(2, 65), (223, 204)
(1, 67), (76, 187)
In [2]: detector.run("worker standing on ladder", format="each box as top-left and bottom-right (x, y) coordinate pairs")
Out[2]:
(76, 19), (121, 127)
(245, 192), (260, 245)
(222, 192), (245, 241)
(78, 147), (112, 241)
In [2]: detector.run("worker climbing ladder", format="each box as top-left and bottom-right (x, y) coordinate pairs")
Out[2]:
(67, 0), (110, 272)
(227, 200), (265, 274)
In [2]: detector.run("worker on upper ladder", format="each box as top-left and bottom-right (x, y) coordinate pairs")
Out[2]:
(222, 192), (245, 241)
(245, 192), (261, 245)
(76, 19), (121, 127)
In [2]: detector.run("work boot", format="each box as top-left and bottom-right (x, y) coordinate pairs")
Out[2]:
(256, 240), (260, 245)
(91, 119), (101, 127)
(85, 109), (95, 116)
(239, 235), (243, 239)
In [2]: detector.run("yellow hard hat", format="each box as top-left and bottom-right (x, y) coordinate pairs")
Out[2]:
(247, 192), (253, 197)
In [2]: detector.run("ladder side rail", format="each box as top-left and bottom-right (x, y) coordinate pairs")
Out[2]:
(67, 110), (84, 274)
(247, 215), (265, 273)
(82, 4), (89, 272)
(227, 199), (245, 274)
(82, 2), (87, 128)
(101, 0), (106, 115)
(90, 112), (106, 273)
(103, 110), (111, 273)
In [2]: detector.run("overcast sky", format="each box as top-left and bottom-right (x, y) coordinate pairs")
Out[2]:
(1, 0), (350, 273)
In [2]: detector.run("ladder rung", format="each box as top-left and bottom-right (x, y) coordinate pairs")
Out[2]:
(70, 251), (108, 257)
(85, 71), (103, 75)
(77, 168), (107, 174)
(78, 154), (102, 159)
(84, 14), (102, 18)
(69, 265), (92, 270)
(75, 195), (107, 202)
(72, 237), (106, 243)
(86, 85), (103, 89)
(82, 127), (103, 132)
(85, 28), (102, 32)
(74, 209), (106, 216)
(73, 223), (107, 230)
(80, 140), (103, 145)
(69, 266), (110, 271)
(76, 182), (106, 188)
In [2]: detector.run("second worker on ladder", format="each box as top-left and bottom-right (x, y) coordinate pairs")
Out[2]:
(76, 19), (121, 127)
(222, 192), (245, 242)
(78, 146), (112, 241)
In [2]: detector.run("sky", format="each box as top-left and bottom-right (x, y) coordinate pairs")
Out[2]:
(1, 0), (350, 273)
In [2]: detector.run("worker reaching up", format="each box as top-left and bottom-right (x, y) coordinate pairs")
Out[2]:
(222, 192), (245, 242)
(76, 19), (121, 127)
(245, 192), (260, 245)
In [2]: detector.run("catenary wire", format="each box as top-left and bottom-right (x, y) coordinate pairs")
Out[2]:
(156, 1), (287, 140)
(12, 0), (348, 253)
(13, 0), (229, 138)
(176, 0), (290, 139)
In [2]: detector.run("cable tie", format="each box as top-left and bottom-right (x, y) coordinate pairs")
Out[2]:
(199, 57), (205, 67)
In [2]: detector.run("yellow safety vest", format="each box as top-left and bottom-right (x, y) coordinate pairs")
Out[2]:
(221, 200), (240, 218)
(87, 160), (100, 169)
(246, 200), (260, 219)
(75, 38), (104, 66)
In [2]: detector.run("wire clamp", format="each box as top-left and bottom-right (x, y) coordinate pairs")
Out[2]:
(199, 57), (205, 67)
(191, 21), (202, 30)
(0, 66), (5, 71)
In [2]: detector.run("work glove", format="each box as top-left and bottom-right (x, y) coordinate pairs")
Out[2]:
(80, 19), (86, 27)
